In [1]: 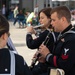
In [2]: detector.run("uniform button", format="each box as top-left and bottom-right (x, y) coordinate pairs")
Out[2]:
(5, 68), (8, 71)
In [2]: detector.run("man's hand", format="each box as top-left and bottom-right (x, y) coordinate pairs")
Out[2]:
(32, 50), (39, 59)
(38, 55), (46, 63)
(39, 44), (50, 58)
(32, 50), (46, 63)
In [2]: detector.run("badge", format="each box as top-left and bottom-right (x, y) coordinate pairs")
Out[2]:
(64, 48), (69, 55)
(61, 48), (69, 60)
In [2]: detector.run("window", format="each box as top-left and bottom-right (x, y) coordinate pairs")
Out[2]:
(11, 0), (19, 4)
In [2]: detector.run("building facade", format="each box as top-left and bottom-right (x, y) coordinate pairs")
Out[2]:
(21, 0), (75, 12)
(0, 0), (75, 13)
(52, 0), (75, 10)
(0, 0), (20, 14)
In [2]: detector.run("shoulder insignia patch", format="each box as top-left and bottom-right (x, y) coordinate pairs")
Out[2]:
(61, 48), (69, 60)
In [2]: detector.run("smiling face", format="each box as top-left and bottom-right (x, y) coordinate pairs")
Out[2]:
(51, 12), (63, 32)
(39, 12), (50, 28)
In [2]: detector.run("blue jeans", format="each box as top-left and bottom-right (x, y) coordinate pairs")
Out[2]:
(13, 18), (18, 25)
(18, 19), (26, 26)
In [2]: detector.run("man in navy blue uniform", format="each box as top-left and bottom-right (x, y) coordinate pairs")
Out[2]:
(39, 6), (75, 75)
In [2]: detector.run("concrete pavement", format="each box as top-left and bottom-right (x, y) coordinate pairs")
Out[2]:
(9, 21), (37, 66)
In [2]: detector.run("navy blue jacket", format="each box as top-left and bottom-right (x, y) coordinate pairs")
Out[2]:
(0, 48), (33, 75)
(46, 25), (75, 75)
(26, 30), (57, 52)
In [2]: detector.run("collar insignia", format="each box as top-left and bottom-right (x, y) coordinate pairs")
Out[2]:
(61, 38), (65, 42)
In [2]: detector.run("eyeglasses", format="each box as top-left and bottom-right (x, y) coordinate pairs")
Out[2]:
(7, 32), (10, 37)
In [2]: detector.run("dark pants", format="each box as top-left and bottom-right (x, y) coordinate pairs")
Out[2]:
(31, 62), (49, 75)
(18, 19), (26, 26)
(13, 18), (18, 25)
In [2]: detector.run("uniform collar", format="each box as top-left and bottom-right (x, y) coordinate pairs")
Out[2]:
(57, 24), (72, 41)
(61, 24), (72, 34)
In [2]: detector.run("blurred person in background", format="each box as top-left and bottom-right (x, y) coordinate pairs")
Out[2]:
(2, 4), (6, 18)
(26, 12), (35, 25)
(13, 5), (19, 25)
(34, 5), (39, 16)
(16, 10), (26, 28)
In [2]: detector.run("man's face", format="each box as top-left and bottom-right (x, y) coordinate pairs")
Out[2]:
(51, 12), (62, 32)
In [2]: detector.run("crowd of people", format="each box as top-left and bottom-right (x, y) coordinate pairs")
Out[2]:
(8, 5), (39, 28)
(0, 5), (75, 75)
(1, 4), (39, 28)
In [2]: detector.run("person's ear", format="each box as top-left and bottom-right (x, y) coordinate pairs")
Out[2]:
(1, 33), (7, 40)
(61, 17), (66, 22)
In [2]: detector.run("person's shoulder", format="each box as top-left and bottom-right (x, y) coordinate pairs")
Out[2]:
(64, 29), (75, 41)
(13, 53), (29, 74)
(38, 30), (49, 37)
(42, 29), (49, 34)
(14, 53), (26, 65)
(14, 53), (28, 70)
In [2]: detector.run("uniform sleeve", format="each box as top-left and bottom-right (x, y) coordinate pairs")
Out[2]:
(26, 30), (49, 49)
(46, 39), (75, 73)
